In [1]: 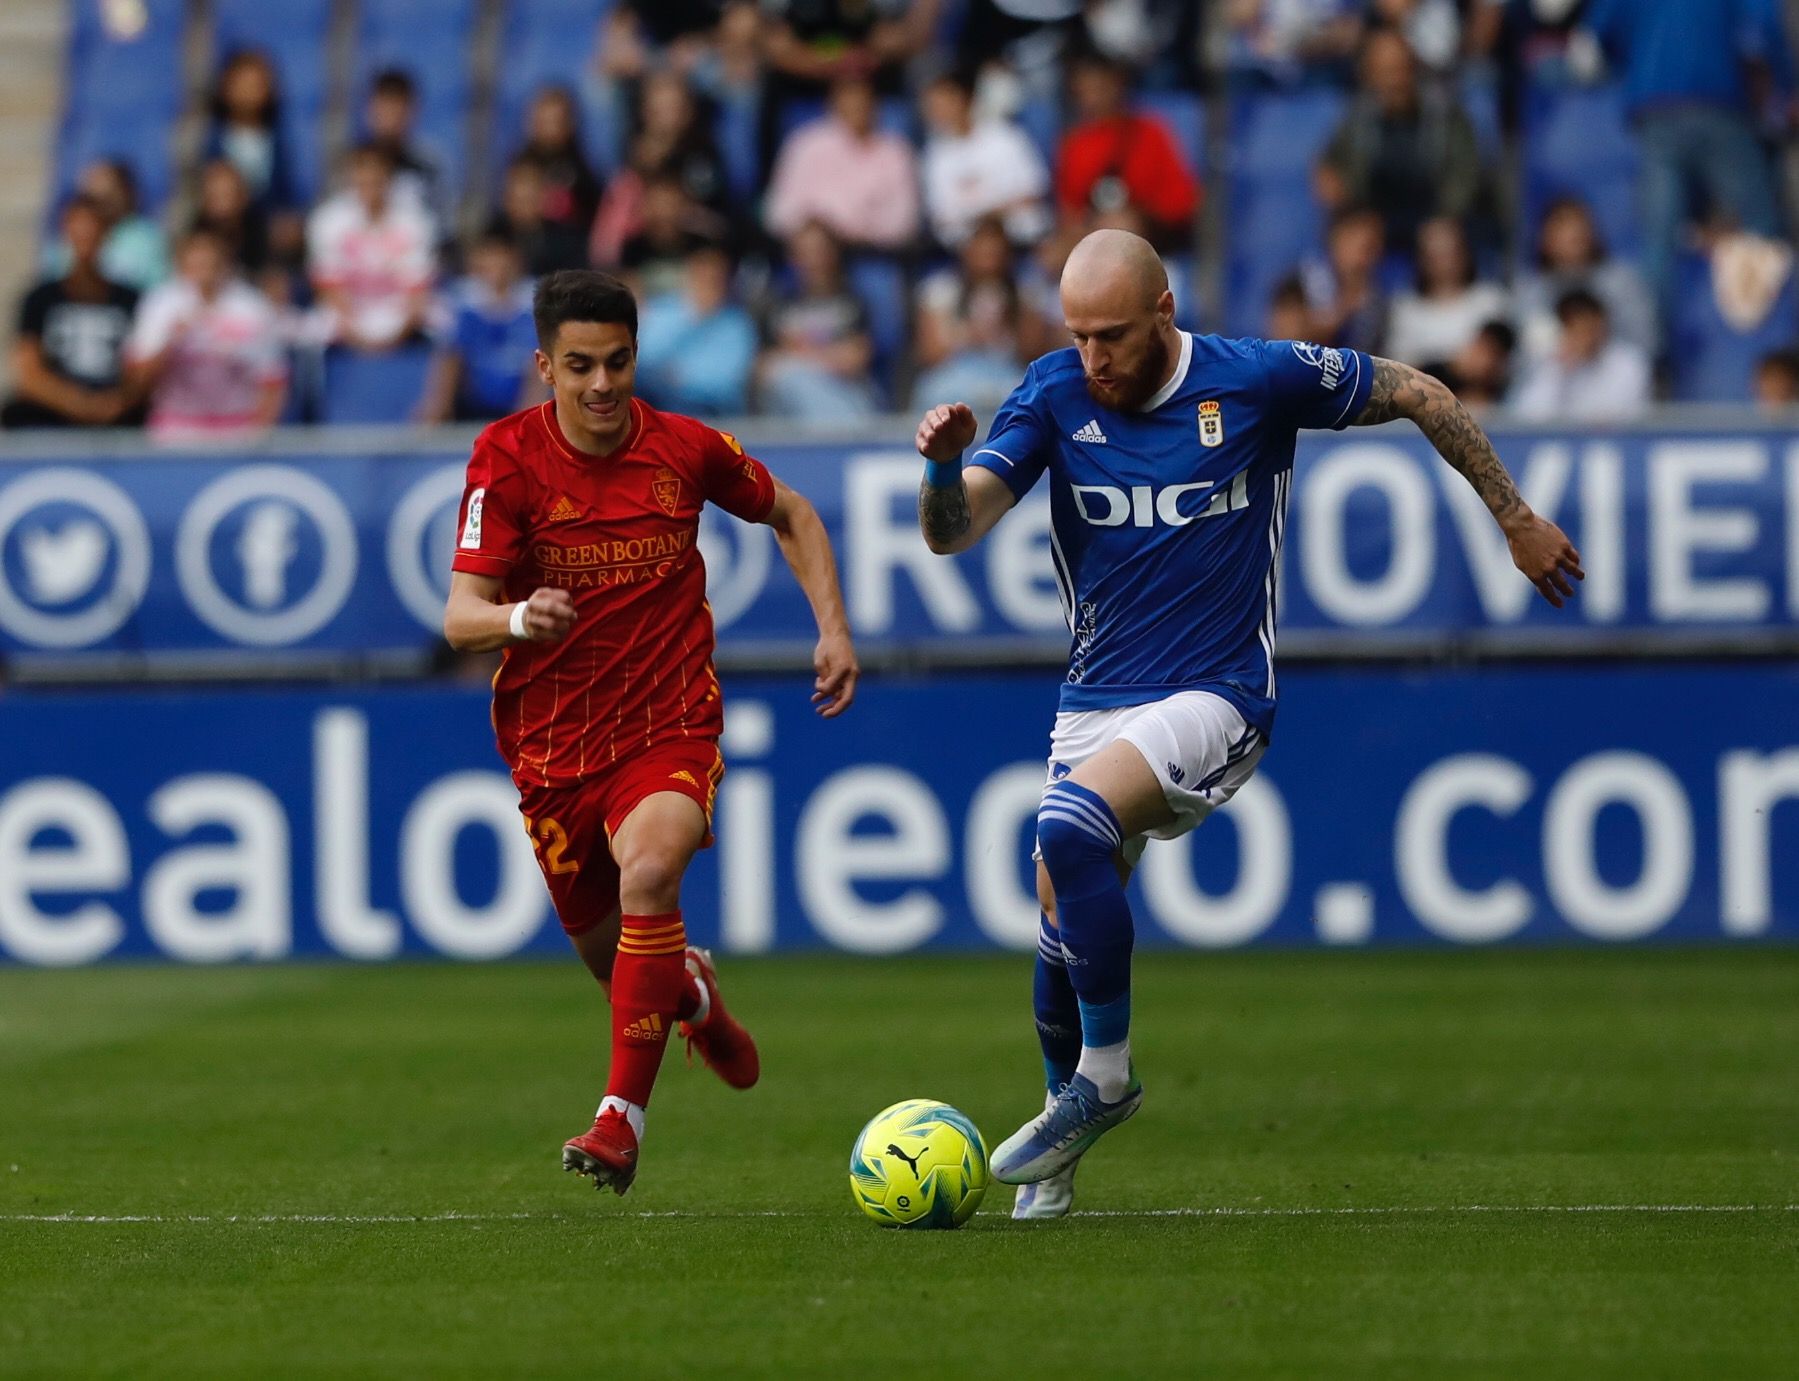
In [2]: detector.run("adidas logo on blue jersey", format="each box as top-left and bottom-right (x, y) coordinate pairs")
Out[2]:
(1072, 419), (1107, 444)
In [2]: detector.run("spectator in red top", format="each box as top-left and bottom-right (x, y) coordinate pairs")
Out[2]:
(1055, 49), (1199, 249)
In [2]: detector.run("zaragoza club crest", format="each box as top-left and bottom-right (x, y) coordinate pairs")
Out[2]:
(1197, 400), (1226, 448)
(653, 466), (682, 516)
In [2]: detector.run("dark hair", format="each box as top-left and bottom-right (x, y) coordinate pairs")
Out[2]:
(1554, 287), (1606, 323)
(534, 270), (637, 348)
(61, 192), (108, 224)
(1474, 319), (1517, 354)
(370, 68), (417, 102)
(181, 223), (231, 254)
(1269, 272), (1308, 309)
(473, 227), (522, 255)
(685, 240), (732, 267)
(1067, 37), (1130, 78)
(346, 140), (397, 172)
(1756, 347), (1799, 379)
(926, 68), (976, 99)
(1329, 203), (1383, 236)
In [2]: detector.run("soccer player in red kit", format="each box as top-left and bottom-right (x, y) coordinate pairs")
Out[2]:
(443, 271), (858, 1195)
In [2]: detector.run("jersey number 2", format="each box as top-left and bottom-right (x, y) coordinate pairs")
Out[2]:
(524, 816), (580, 875)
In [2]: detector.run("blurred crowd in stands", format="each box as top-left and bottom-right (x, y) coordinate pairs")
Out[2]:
(7, 0), (1799, 437)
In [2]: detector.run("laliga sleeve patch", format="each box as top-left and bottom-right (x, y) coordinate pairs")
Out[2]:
(460, 488), (485, 549)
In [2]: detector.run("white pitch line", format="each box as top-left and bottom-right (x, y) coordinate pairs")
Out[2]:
(3, 1204), (1795, 1225)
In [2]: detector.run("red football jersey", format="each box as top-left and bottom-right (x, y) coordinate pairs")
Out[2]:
(451, 398), (776, 786)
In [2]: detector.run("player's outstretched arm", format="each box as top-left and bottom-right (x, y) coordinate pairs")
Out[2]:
(763, 479), (859, 717)
(915, 402), (1019, 555)
(1352, 357), (1586, 608)
(443, 570), (577, 652)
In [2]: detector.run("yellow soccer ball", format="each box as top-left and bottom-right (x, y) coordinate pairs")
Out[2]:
(848, 1099), (990, 1229)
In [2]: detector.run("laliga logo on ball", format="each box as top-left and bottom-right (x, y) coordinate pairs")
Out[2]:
(0, 468), (152, 648)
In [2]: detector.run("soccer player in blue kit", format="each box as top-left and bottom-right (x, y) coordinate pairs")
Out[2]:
(915, 229), (1584, 1219)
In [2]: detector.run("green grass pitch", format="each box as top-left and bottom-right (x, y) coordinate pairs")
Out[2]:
(3, 948), (1795, 1378)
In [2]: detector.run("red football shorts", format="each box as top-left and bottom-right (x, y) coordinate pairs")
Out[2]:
(515, 740), (725, 936)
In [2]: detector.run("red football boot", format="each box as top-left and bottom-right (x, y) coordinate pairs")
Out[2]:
(679, 946), (760, 1090)
(561, 1110), (638, 1195)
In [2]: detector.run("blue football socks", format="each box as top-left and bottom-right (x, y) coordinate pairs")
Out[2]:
(1032, 913), (1081, 1092)
(1037, 780), (1135, 1101)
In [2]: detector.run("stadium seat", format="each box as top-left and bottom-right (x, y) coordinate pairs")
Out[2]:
(355, 0), (484, 202)
(53, 113), (177, 215)
(1016, 94), (1061, 170)
(320, 346), (435, 424)
(211, 0), (335, 206)
(56, 0), (186, 209)
(1522, 80), (1641, 264)
(64, 0), (185, 120)
(1667, 253), (1799, 403)
(1136, 91), (1207, 178)
(1461, 68), (1502, 159)
(1225, 87), (1347, 336)
(845, 255), (909, 405)
(933, 0), (970, 47)
(491, 1), (619, 180)
(715, 96), (762, 202)
(1166, 253), (1203, 331)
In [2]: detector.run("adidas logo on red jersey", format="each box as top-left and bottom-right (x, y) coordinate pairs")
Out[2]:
(546, 495), (580, 523)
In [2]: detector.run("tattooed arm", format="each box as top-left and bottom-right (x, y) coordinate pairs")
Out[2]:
(1353, 356), (1585, 607)
(916, 402), (1021, 555)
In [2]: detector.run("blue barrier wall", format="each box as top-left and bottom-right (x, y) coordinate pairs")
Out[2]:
(2, 665), (1794, 964)
(2, 426), (1797, 657)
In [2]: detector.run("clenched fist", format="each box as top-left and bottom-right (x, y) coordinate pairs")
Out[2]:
(517, 587), (578, 642)
(916, 402), (979, 462)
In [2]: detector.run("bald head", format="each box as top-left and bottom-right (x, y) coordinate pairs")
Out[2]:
(1059, 229), (1178, 411)
(1061, 229), (1168, 317)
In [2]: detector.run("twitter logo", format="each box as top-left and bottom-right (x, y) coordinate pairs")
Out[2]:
(21, 519), (109, 606)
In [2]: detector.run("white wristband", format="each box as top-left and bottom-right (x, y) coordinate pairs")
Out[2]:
(508, 601), (530, 641)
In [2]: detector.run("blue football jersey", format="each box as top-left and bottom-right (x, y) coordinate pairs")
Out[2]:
(969, 332), (1374, 737)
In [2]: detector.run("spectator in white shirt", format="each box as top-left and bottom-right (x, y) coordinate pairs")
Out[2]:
(1384, 215), (1509, 372)
(306, 143), (437, 350)
(919, 70), (1050, 251)
(125, 227), (287, 439)
(1510, 288), (1652, 422)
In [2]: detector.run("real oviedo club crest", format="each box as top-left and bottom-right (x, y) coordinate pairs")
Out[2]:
(653, 466), (682, 516)
(1197, 400), (1226, 448)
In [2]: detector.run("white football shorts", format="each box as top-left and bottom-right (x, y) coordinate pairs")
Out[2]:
(1038, 690), (1266, 867)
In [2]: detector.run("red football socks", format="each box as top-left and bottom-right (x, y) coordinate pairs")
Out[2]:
(605, 913), (687, 1107)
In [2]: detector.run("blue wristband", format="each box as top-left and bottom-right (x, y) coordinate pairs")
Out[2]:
(923, 456), (964, 489)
